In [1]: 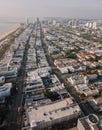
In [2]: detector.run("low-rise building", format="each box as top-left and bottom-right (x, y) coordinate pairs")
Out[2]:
(26, 99), (81, 129)
(88, 97), (102, 113)
(0, 83), (12, 103)
(77, 114), (101, 130)
(67, 75), (99, 96)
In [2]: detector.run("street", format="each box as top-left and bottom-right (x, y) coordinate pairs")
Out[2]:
(6, 36), (31, 130)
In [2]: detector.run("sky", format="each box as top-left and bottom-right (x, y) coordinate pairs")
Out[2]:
(0, 0), (102, 19)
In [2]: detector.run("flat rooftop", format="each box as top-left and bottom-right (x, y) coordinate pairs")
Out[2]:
(27, 99), (81, 127)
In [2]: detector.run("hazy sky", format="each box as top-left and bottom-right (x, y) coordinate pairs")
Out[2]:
(0, 0), (102, 18)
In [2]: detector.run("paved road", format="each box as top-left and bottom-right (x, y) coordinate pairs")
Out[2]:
(6, 36), (31, 130)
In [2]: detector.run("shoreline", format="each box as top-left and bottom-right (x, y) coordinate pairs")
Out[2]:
(0, 24), (21, 42)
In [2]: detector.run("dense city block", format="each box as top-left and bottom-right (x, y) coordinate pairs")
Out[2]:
(0, 18), (102, 130)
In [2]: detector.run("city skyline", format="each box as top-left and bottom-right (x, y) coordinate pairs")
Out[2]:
(0, 0), (102, 19)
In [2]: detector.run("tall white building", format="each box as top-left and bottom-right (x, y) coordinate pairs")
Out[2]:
(92, 21), (97, 30)
(89, 23), (92, 28)
(85, 21), (97, 30)
(26, 17), (29, 25)
(52, 20), (56, 26)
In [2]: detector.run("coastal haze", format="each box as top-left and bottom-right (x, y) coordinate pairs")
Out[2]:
(0, 0), (102, 18)
(0, 17), (21, 40)
(0, 0), (101, 35)
(0, 23), (17, 32)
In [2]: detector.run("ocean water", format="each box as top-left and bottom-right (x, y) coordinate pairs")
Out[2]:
(0, 23), (17, 33)
(0, 17), (24, 33)
(0, 17), (36, 33)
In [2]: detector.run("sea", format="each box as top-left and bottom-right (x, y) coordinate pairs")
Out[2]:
(0, 17), (36, 34)
(0, 17), (25, 34)
(0, 23), (17, 33)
